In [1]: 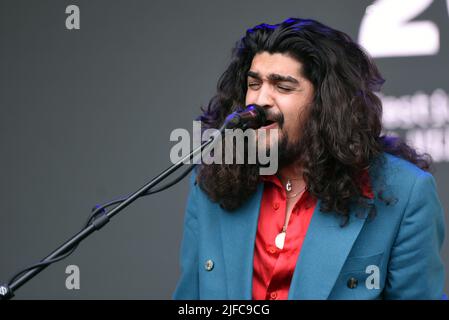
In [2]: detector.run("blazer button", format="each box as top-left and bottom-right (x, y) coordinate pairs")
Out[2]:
(204, 259), (214, 271)
(347, 277), (358, 289)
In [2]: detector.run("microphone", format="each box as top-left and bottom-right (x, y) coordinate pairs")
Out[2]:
(224, 104), (267, 129)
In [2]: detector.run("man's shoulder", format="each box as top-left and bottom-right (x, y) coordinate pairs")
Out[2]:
(377, 152), (432, 180)
(371, 152), (436, 203)
(186, 167), (216, 207)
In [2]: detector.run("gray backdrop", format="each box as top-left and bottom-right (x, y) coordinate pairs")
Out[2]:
(1, 0), (448, 299)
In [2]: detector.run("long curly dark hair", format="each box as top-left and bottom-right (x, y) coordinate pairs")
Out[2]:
(196, 18), (431, 225)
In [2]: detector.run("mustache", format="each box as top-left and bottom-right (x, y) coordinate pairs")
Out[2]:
(265, 111), (284, 128)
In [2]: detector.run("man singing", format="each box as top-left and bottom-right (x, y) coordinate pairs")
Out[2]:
(173, 18), (446, 300)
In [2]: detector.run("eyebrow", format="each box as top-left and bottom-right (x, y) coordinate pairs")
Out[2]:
(247, 70), (300, 85)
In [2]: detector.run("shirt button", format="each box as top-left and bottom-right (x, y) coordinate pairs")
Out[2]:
(204, 259), (214, 271)
(273, 202), (280, 210)
(269, 292), (278, 300)
(267, 246), (277, 254)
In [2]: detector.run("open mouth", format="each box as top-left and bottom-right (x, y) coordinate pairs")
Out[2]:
(263, 120), (277, 126)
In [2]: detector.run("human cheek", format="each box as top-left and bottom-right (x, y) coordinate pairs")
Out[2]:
(279, 106), (298, 132)
(245, 90), (256, 106)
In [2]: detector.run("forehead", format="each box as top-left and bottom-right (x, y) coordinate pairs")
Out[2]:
(248, 52), (303, 78)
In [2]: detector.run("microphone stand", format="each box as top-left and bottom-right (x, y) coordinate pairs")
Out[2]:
(0, 124), (226, 300)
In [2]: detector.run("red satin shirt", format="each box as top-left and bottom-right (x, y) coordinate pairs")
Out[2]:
(252, 172), (374, 300)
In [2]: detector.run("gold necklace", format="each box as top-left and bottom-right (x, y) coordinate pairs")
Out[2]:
(285, 178), (302, 191)
(285, 178), (306, 199)
(286, 186), (306, 199)
(274, 179), (307, 249)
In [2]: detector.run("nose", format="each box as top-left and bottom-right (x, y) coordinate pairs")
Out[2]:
(252, 84), (275, 108)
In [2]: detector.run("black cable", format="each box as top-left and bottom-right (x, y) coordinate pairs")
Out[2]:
(86, 164), (197, 225)
(7, 248), (75, 285)
(6, 164), (197, 287)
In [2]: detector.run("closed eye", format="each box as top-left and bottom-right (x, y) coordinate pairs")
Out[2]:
(277, 85), (294, 92)
(248, 82), (261, 89)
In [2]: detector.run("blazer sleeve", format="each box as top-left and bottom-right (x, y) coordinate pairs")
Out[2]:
(173, 171), (200, 299)
(384, 172), (446, 299)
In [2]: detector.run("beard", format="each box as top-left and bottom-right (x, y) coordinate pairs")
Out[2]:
(277, 129), (304, 169)
(197, 125), (303, 211)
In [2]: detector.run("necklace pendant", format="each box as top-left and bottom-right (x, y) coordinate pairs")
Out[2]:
(286, 180), (292, 192)
(275, 231), (286, 250)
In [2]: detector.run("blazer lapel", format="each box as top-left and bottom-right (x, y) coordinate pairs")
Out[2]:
(219, 183), (264, 299)
(288, 199), (373, 299)
(218, 180), (373, 300)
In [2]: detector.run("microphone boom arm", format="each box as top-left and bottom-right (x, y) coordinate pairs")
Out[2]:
(0, 122), (227, 300)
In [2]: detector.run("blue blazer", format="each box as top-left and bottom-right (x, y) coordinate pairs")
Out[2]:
(173, 153), (446, 299)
